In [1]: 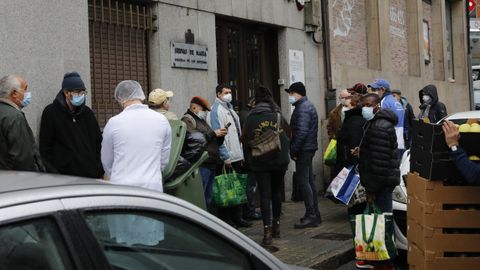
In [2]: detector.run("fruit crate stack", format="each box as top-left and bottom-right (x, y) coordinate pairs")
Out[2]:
(407, 120), (480, 270)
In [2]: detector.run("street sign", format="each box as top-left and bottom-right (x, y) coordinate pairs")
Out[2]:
(470, 0), (476, 13)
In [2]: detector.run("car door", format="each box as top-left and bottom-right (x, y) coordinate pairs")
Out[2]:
(0, 199), (96, 270)
(60, 195), (288, 270)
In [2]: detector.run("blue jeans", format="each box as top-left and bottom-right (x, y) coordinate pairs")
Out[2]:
(295, 151), (320, 217)
(200, 167), (215, 207)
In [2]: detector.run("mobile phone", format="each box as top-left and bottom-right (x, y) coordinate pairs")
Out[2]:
(225, 122), (232, 129)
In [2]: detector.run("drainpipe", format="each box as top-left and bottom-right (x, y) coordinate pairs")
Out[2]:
(466, 1), (474, 110)
(321, 0), (335, 115)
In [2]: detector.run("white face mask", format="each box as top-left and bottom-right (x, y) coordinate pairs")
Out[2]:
(196, 110), (207, 120)
(222, 93), (232, 103)
(288, 95), (297, 104)
(422, 95), (431, 103)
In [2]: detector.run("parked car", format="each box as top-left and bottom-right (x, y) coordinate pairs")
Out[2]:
(0, 171), (310, 270)
(394, 111), (480, 251)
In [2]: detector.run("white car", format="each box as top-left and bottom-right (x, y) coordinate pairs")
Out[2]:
(0, 171), (310, 270)
(394, 111), (480, 251)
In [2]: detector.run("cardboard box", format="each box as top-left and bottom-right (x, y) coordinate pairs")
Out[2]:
(409, 147), (463, 182)
(407, 217), (480, 253)
(407, 173), (480, 204)
(408, 242), (480, 270)
(411, 120), (449, 153)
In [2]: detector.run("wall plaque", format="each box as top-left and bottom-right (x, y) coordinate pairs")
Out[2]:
(171, 42), (208, 70)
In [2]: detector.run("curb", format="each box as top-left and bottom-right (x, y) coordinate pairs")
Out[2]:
(308, 241), (355, 270)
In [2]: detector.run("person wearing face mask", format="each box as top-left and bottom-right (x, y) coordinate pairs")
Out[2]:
(0, 74), (44, 171)
(358, 94), (400, 214)
(148, 88), (178, 120)
(334, 95), (366, 176)
(39, 72), (103, 178)
(418, 84), (447, 123)
(101, 80), (172, 192)
(208, 84), (251, 228)
(285, 82), (321, 229)
(182, 96), (227, 209)
(327, 89), (351, 140)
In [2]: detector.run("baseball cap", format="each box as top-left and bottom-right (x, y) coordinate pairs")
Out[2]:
(284, 82), (306, 96)
(367, 79), (390, 90)
(148, 88), (173, 105)
(391, 89), (402, 95)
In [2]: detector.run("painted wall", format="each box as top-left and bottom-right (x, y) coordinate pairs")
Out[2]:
(0, 0), (91, 136)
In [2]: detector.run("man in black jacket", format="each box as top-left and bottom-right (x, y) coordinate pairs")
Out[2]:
(285, 82), (321, 229)
(358, 94), (400, 213)
(418, 84), (447, 123)
(39, 72), (103, 178)
(182, 96), (227, 209)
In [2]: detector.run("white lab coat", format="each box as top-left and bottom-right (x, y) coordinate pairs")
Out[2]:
(101, 104), (171, 192)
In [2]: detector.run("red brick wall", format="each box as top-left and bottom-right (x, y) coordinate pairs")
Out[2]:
(390, 0), (408, 75)
(331, 0), (368, 68)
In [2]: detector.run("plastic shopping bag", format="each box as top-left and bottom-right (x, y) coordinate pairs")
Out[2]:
(323, 139), (337, 166)
(326, 166), (360, 205)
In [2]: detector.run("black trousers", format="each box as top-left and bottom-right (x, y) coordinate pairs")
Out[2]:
(254, 170), (285, 226)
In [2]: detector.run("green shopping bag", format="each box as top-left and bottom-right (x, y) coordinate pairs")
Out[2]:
(323, 139), (337, 166)
(349, 203), (397, 261)
(212, 167), (248, 207)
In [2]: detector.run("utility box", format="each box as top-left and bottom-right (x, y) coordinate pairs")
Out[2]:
(304, 0), (321, 29)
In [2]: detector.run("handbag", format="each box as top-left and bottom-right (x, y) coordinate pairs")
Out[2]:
(326, 165), (360, 205)
(350, 203), (398, 261)
(323, 139), (337, 166)
(212, 167), (248, 207)
(248, 113), (281, 160)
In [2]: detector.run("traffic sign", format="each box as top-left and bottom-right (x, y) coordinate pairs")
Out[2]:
(470, 0), (476, 13)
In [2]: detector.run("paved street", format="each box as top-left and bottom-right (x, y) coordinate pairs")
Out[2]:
(239, 197), (356, 270)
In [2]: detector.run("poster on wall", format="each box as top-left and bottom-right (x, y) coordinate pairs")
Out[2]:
(423, 20), (431, 64)
(288, 49), (305, 85)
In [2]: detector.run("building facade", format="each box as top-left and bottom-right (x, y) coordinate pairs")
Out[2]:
(0, 0), (470, 191)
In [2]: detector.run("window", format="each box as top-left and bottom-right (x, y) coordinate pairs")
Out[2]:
(84, 211), (269, 270)
(0, 218), (74, 269)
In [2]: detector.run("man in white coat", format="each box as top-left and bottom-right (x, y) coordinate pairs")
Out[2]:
(101, 80), (172, 192)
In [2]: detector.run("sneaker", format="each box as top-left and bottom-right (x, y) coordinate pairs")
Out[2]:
(355, 260), (374, 269)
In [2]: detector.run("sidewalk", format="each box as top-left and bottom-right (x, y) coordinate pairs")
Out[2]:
(238, 197), (355, 270)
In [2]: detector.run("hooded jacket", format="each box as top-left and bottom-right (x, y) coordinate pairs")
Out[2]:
(334, 107), (366, 175)
(290, 96), (319, 156)
(39, 90), (103, 178)
(359, 109), (400, 194)
(418, 85), (447, 123)
(381, 91), (405, 149)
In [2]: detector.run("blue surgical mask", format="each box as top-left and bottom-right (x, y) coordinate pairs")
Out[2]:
(362, 106), (375, 121)
(21, 92), (31, 108)
(71, 94), (85, 107)
(288, 96), (297, 105)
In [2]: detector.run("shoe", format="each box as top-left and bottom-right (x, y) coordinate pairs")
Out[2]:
(300, 214), (322, 224)
(262, 226), (273, 245)
(233, 218), (253, 228)
(294, 216), (319, 229)
(244, 211), (262, 221)
(355, 260), (374, 269)
(272, 218), (280, 238)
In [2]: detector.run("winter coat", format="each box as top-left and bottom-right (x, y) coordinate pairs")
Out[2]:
(334, 107), (366, 175)
(289, 96), (319, 156)
(418, 84), (447, 123)
(182, 110), (224, 169)
(0, 99), (43, 171)
(39, 90), (103, 178)
(207, 98), (244, 163)
(101, 104), (172, 193)
(381, 92), (405, 149)
(327, 104), (342, 140)
(359, 109), (400, 194)
(242, 102), (290, 172)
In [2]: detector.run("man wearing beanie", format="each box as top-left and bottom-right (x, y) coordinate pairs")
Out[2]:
(39, 72), (103, 178)
(285, 82), (321, 228)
